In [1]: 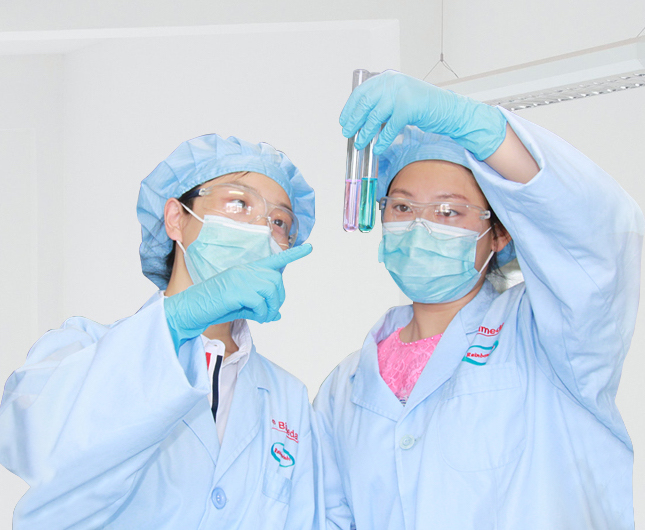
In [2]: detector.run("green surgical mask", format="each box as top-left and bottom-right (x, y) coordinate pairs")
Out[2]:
(177, 206), (282, 285)
(378, 219), (493, 304)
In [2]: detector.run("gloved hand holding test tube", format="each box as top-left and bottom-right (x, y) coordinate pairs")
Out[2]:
(343, 69), (380, 232)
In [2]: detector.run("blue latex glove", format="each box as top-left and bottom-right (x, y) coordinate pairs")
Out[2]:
(339, 70), (508, 160)
(164, 244), (312, 351)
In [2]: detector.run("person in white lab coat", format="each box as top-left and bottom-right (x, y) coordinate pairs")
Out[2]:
(0, 134), (323, 529)
(314, 71), (643, 529)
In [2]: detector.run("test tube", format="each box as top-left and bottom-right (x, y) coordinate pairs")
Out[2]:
(358, 118), (380, 233)
(343, 69), (371, 232)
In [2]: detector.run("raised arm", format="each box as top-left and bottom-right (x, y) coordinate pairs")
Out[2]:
(468, 111), (644, 442)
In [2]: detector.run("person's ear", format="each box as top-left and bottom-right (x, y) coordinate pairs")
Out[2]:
(164, 198), (187, 244)
(492, 224), (512, 253)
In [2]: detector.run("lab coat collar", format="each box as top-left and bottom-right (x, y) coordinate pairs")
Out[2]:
(403, 281), (499, 412)
(166, 294), (272, 473)
(458, 280), (499, 335)
(181, 344), (271, 475)
(351, 305), (414, 421)
(138, 291), (273, 472)
(201, 319), (252, 376)
(181, 337), (222, 466)
(140, 290), (164, 310)
(230, 319), (252, 361)
(351, 281), (500, 419)
(212, 345), (267, 482)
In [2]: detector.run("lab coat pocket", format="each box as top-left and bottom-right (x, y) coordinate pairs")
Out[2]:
(262, 468), (292, 504)
(437, 362), (525, 472)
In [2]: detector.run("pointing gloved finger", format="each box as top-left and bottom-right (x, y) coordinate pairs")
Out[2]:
(246, 293), (270, 323)
(277, 278), (286, 308)
(255, 243), (312, 271)
(246, 275), (283, 318)
(238, 306), (278, 324)
(226, 308), (259, 322)
(258, 269), (286, 309)
(222, 286), (270, 321)
(259, 267), (286, 307)
(244, 268), (287, 314)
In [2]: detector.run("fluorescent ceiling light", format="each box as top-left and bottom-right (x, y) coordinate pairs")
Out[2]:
(438, 37), (645, 110)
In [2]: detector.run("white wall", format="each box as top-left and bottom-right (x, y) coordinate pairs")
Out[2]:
(0, 54), (65, 527)
(0, 0), (434, 79)
(1, 0), (642, 80)
(0, 21), (401, 529)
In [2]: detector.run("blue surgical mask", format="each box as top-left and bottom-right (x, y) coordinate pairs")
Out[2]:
(177, 206), (282, 285)
(378, 219), (493, 304)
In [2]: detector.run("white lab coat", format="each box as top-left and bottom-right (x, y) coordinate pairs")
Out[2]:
(313, 110), (644, 530)
(0, 294), (323, 529)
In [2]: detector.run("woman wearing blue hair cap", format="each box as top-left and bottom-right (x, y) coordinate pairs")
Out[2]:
(314, 71), (643, 529)
(0, 134), (323, 529)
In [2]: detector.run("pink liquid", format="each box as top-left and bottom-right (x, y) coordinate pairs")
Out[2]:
(343, 179), (361, 232)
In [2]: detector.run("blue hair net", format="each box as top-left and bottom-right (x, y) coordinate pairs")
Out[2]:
(137, 134), (315, 289)
(378, 126), (515, 267)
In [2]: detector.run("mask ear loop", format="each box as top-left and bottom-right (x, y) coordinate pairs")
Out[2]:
(175, 203), (205, 257)
(477, 250), (495, 274)
(180, 203), (205, 223)
(476, 225), (495, 274)
(476, 225), (492, 241)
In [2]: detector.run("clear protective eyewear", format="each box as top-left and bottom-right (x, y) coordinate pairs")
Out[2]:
(379, 196), (491, 236)
(184, 182), (298, 249)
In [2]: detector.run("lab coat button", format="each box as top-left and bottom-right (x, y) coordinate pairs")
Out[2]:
(212, 487), (227, 509)
(400, 435), (415, 450)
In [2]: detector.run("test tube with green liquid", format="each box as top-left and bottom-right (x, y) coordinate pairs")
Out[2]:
(343, 69), (370, 232)
(358, 130), (379, 232)
(358, 73), (380, 232)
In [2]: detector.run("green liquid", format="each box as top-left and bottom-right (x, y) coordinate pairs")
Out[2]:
(358, 178), (377, 232)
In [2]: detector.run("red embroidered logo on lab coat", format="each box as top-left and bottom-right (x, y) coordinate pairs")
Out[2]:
(272, 419), (299, 443)
(462, 323), (504, 365)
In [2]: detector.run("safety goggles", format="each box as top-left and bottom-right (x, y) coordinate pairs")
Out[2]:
(379, 196), (491, 236)
(184, 183), (298, 249)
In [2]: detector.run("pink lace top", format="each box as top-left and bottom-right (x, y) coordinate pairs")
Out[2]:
(377, 327), (442, 405)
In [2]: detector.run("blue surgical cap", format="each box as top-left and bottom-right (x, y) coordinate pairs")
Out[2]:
(377, 126), (471, 200)
(378, 126), (515, 267)
(137, 134), (315, 289)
